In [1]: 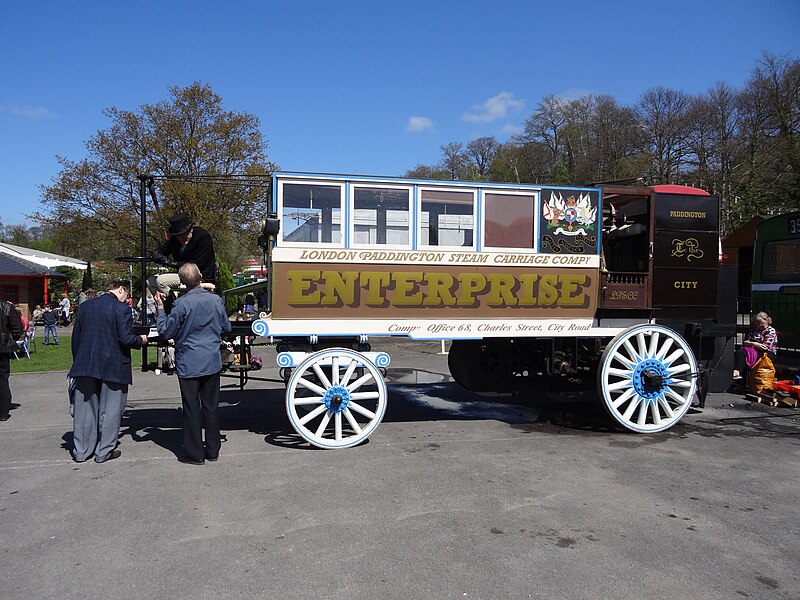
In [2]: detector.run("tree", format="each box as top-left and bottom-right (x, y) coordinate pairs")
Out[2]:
(465, 137), (498, 180)
(635, 86), (693, 183)
(81, 262), (94, 291)
(439, 142), (468, 180)
(35, 82), (276, 269)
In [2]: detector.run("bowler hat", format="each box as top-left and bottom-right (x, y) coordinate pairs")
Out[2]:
(168, 213), (193, 236)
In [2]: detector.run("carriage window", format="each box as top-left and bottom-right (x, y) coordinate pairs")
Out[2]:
(353, 187), (410, 246)
(281, 183), (342, 244)
(762, 240), (800, 282)
(484, 193), (535, 249)
(420, 189), (474, 247)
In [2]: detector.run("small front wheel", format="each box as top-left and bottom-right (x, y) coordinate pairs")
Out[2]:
(285, 348), (387, 449)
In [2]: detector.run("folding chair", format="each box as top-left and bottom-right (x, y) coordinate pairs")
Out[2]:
(27, 326), (37, 354)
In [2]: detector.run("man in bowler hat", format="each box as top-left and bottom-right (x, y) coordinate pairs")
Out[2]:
(69, 280), (148, 462)
(148, 213), (217, 295)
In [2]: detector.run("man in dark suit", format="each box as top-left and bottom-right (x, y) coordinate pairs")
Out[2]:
(69, 280), (148, 463)
(148, 213), (217, 295)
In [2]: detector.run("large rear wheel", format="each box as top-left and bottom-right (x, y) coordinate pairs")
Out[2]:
(598, 325), (697, 433)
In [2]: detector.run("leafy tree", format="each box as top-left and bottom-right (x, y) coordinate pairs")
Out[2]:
(465, 137), (498, 180)
(81, 262), (94, 291)
(216, 258), (237, 314)
(35, 82), (276, 270)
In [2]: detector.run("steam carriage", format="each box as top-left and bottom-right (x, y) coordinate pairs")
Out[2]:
(253, 173), (734, 448)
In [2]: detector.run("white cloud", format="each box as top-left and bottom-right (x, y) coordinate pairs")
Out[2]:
(500, 123), (522, 136)
(406, 116), (434, 132)
(463, 92), (524, 123)
(8, 104), (56, 119)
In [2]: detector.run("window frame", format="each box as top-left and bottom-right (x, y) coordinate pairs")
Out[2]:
(277, 179), (345, 247)
(417, 186), (477, 251)
(349, 182), (413, 249)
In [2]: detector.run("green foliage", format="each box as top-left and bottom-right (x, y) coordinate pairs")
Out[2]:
(35, 81), (277, 266)
(81, 262), (94, 291)
(49, 267), (83, 301)
(216, 257), (237, 315)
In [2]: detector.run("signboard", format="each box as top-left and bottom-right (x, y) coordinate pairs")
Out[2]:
(539, 188), (600, 254)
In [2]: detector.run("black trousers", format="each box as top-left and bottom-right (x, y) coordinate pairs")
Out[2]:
(0, 353), (11, 417)
(178, 372), (221, 461)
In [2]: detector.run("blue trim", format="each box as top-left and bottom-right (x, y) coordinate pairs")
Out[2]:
(475, 189), (483, 252)
(344, 181), (351, 248)
(412, 185), (419, 249)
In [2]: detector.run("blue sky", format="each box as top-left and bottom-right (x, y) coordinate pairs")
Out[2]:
(1, 0), (798, 226)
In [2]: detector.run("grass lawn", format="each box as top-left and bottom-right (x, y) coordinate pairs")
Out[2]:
(11, 332), (147, 374)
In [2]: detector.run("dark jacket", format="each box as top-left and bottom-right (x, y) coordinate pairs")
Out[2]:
(68, 294), (143, 384)
(151, 226), (216, 284)
(0, 301), (23, 352)
(41, 309), (57, 326)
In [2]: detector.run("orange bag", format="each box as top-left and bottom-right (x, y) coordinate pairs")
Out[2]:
(749, 353), (776, 395)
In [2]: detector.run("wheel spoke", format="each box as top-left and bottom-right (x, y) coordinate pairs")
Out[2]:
(607, 379), (634, 392)
(343, 408), (363, 434)
(611, 387), (636, 409)
(298, 403), (328, 426)
(340, 359), (358, 387)
(622, 339), (640, 363)
(647, 331), (659, 357)
(350, 391), (380, 400)
(314, 410), (332, 437)
(657, 396), (675, 418)
(348, 372), (376, 392)
(663, 349), (686, 367)
(334, 412), (342, 441)
(622, 396), (642, 421)
(636, 399), (648, 426)
(649, 401), (662, 426)
(331, 357), (340, 385)
(656, 338), (674, 360)
(668, 379), (692, 388)
(607, 367), (634, 378)
(297, 377), (327, 396)
(668, 363), (691, 375)
(293, 396), (325, 406)
(636, 333), (647, 360)
(312, 363), (332, 389)
(665, 386), (689, 404)
(348, 401), (376, 419)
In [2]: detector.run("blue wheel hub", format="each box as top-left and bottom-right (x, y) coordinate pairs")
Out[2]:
(323, 385), (351, 413)
(632, 359), (669, 400)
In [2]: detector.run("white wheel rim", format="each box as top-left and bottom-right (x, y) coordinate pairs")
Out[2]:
(598, 325), (697, 433)
(286, 348), (387, 449)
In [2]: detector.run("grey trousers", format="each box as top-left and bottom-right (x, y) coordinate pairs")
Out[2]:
(147, 273), (181, 295)
(71, 377), (128, 462)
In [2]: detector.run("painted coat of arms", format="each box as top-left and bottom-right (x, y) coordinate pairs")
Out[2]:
(543, 191), (597, 235)
(540, 189), (599, 253)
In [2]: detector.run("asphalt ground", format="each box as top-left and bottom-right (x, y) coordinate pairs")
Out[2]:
(1, 339), (799, 600)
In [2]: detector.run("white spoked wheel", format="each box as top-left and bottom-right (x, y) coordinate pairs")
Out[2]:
(286, 348), (387, 449)
(598, 325), (697, 433)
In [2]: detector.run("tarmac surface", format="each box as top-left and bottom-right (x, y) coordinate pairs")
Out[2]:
(1, 339), (799, 600)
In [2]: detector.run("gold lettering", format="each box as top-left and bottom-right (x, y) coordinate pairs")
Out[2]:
(360, 272), (391, 305)
(422, 272), (456, 306)
(456, 273), (487, 306)
(321, 271), (358, 305)
(559, 274), (587, 306)
(537, 275), (559, 306)
(485, 273), (518, 306)
(286, 270), (320, 304)
(392, 272), (423, 305)
(517, 274), (539, 306)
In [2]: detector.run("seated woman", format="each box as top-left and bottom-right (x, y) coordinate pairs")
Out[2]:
(733, 312), (778, 381)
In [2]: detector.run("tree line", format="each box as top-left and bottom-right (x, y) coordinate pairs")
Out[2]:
(20, 52), (800, 280)
(407, 52), (799, 236)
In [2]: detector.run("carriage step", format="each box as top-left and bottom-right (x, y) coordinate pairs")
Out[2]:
(276, 351), (390, 369)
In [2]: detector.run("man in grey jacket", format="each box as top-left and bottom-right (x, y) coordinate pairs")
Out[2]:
(155, 262), (231, 464)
